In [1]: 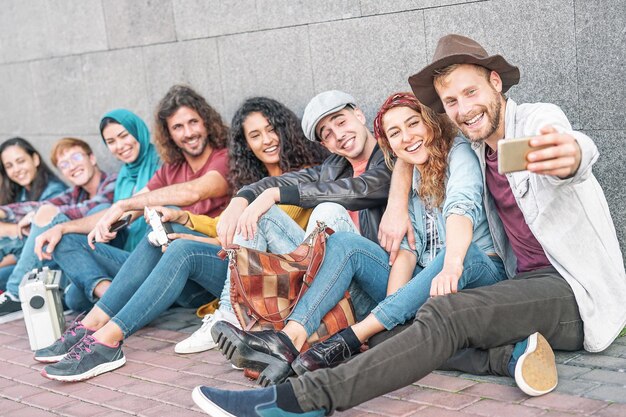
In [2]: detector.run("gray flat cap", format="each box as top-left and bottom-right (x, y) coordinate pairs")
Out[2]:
(301, 90), (356, 141)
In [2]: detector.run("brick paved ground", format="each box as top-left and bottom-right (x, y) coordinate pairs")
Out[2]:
(1, 308), (625, 416)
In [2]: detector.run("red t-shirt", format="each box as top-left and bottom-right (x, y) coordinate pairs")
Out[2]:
(484, 147), (551, 273)
(146, 148), (230, 217)
(347, 159), (369, 232)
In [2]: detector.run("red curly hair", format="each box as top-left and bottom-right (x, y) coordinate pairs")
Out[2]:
(373, 92), (458, 209)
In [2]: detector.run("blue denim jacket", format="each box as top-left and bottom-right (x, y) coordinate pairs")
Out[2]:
(401, 136), (495, 266)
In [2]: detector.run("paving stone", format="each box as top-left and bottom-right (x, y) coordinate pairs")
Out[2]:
(105, 392), (164, 413)
(69, 384), (125, 403)
(0, 397), (29, 414)
(360, 0), (476, 16)
(22, 390), (74, 410)
(55, 401), (114, 417)
(598, 343), (626, 358)
(140, 402), (205, 417)
(408, 407), (484, 417)
(584, 385), (626, 404)
(458, 373), (516, 387)
(172, 0), (258, 39)
(356, 395), (424, 416)
(553, 379), (600, 396)
(463, 398), (541, 417)
(401, 387), (481, 410)
(592, 403), (626, 417)
(4, 407), (58, 417)
(461, 383), (528, 403)
(87, 372), (136, 390)
(523, 391), (608, 414)
(577, 368), (626, 386)
(555, 363), (592, 379)
(0, 384), (46, 401)
(416, 373), (478, 392)
(568, 354), (626, 371)
(155, 386), (197, 408)
(119, 380), (175, 397)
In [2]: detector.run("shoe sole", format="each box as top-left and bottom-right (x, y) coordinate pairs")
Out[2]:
(174, 342), (217, 354)
(34, 353), (65, 363)
(41, 356), (126, 382)
(515, 332), (558, 396)
(192, 386), (236, 417)
(212, 323), (292, 385)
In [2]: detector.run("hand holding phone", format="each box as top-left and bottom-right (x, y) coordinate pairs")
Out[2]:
(108, 214), (132, 233)
(498, 137), (551, 174)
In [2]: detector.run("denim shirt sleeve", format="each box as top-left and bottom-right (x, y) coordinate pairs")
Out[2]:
(442, 137), (484, 228)
(39, 179), (69, 201)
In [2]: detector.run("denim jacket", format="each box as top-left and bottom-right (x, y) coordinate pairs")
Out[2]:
(402, 136), (495, 266)
(473, 99), (626, 352)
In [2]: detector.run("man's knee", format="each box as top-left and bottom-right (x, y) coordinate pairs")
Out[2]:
(310, 202), (348, 221)
(33, 205), (60, 227)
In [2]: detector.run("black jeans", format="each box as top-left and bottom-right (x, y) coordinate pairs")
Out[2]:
(290, 267), (584, 413)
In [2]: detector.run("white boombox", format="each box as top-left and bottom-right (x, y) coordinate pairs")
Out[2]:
(18, 267), (65, 350)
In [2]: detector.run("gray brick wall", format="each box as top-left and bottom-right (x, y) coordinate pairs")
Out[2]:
(0, 0), (624, 260)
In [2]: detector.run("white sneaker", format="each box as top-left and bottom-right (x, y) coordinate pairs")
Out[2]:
(175, 308), (240, 354)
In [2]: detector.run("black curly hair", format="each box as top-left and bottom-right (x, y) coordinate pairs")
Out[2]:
(228, 97), (328, 191)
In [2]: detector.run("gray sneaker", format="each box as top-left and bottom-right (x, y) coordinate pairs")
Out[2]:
(34, 314), (93, 363)
(41, 335), (126, 382)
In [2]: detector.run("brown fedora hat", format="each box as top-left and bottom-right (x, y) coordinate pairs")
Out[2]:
(408, 34), (520, 113)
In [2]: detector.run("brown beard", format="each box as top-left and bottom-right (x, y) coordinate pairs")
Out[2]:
(457, 91), (503, 143)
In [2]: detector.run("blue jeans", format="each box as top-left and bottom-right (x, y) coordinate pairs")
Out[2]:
(52, 233), (131, 311)
(0, 265), (15, 291)
(218, 203), (360, 313)
(5, 213), (70, 298)
(0, 235), (25, 259)
(95, 225), (227, 338)
(289, 232), (507, 335)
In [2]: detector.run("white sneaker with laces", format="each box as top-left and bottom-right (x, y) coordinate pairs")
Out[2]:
(175, 308), (240, 354)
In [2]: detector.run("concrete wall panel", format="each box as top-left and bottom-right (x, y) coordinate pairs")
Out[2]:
(576, 0), (626, 130)
(103, 0), (177, 49)
(81, 49), (151, 131)
(30, 56), (91, 135)
(217, 26), (314, 122)
(172, 0), (258, 40)
(309, 11), (427, 125)
(256, 0), (361, 29)
(0, 0), (51, 63)
(423, 0), (580, 128)
(143, 38), (224, 115)
(0, 63), (37, 135)
(360, 0), (478, 16)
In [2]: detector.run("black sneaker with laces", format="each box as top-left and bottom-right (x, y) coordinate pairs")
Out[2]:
(41, 335), (126, 382)
(34, 313), (93, 363)
(291, 333), (355, 375)
(0, 292), (21, 317)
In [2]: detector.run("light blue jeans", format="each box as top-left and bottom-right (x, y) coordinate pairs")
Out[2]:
(4, 204), (111, 299)
(95, 224), (227, 337)
(288, 231), (507, 335)
(218, 203), (363, 313)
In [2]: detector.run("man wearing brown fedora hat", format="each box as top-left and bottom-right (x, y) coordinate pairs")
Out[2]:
(189, 34), (626, 417)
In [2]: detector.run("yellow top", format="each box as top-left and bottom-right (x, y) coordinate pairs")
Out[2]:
(185, 204), (312, 238)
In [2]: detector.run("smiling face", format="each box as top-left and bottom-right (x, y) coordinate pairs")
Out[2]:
(382, 106), (432, 167)
(166, 106), (209, 158)
(102, 122), (141, 164)
(315, 107), (372, 164)
(242, 112), (281, 173)
(435, 64), (505, 146)
(55, 146), (97, 187)
(1, 145), (40, 190)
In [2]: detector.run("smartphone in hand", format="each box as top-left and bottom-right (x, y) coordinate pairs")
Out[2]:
(497, 137), (550, 174)
(109, 214), (132, 233)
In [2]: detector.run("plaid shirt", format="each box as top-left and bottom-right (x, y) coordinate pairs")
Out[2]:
(1, 171), (117, 221)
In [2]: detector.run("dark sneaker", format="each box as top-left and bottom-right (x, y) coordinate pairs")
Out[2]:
(41, 335), (126, 382)
(509, 332), (558, 396)
(291, 333), (354, 376)
(191, 385), (324, 417)
(211, 320), (298, 386)
(0, 292), (21, 317)
(34, 314), (93, 363)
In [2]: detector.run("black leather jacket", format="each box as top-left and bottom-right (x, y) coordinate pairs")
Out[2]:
(236, 144), (390, 243)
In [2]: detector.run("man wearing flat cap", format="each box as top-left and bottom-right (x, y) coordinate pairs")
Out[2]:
(190, 34), (626, 417)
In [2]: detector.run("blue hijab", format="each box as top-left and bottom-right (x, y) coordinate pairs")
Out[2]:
(101, 109), (161, 251)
